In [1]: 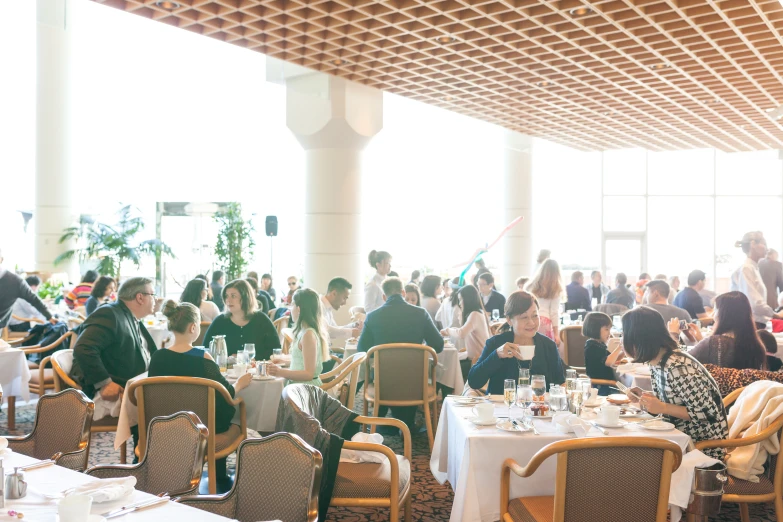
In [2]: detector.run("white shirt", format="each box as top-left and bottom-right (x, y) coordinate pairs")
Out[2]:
(422, 296), (441, 323)
(731, 257), (775, 324)
(437, 299), (464, 351)
(9, 298), (46, 325)
(199, 300), (221, 323)
(535, 293), (561, 321)
(448, 310), (490, 360)
(321, 295), (353, 344)
(364, 272), (386, 314)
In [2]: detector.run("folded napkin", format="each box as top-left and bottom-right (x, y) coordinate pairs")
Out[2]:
(93, 394), (122, 421)
(566, 417), (605, 438)
(668, 450), (721, 522)
(67, 476), (136, 503)
(0, 436), (7, 451)
(339, 433), (387, 464)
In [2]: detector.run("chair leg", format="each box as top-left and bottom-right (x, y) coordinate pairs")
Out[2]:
(739, 503), (750, 522)
(370, 400), (377, 435)
(363, 395), (368, 433)
(120, 441), (127, 464)
(404, 492), (412, 522)
(208, 458), (217, 495)
(775, 493), (783, 522)
(7, 396), (15, 431)
(423, 400), (434, 451)
(390, 495), (399, 522)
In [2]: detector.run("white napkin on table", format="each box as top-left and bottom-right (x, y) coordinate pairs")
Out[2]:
(339, 433), (386, 464)
(668, 450), (721, 522)
(566, 416), (605, 438)
(67, 476), (136, 503)
(0, 436), (8, 451)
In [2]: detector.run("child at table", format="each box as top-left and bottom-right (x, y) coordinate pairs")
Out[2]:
(582, 312), (624, 396)
(759, 329), (783, 372)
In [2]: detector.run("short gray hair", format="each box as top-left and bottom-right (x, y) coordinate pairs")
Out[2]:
(118, 277), (154, 301)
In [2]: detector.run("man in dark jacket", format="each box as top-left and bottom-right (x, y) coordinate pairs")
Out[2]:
(0, 250), (54, 329)
(477, 272), (506, 318)
(358, 277), (444, 432)
(71, 277), (157, 400)
(565, 271), (592, 311)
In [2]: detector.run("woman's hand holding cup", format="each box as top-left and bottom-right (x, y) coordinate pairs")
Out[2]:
(497, 342), (521, 359)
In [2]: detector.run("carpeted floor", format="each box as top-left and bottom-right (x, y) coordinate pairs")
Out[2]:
(0, 401), (778, 521)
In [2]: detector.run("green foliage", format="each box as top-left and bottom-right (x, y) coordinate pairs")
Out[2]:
(38, 279), (64, 299)
(54, 205), (174, 280)
(214, 203), (255, 282)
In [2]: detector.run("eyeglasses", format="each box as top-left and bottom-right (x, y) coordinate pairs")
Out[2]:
(140, 292), (157, 298)
(288, 282), (297, 286)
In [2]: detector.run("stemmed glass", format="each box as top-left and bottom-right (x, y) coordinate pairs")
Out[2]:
(517, 384), (534, 418)
(244, 343), (256, 362)
(531, 374), (546, 403)
(518, 368), (530, 387)
(504, 379), (516, 420)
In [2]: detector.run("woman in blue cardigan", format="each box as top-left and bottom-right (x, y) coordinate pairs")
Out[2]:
(468, 291), (566, 394)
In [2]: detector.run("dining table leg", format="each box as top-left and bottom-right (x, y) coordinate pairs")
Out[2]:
(7, 396), (15, 431)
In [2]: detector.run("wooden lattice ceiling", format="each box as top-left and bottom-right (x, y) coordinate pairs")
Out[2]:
(93, 0), (783, 152)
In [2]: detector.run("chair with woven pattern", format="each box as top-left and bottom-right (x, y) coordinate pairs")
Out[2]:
(176, 433), (321, 522)
(501, 437), (682, 522)
(86, 412), (208, 496)
(47, 348), (129, 464)
(690, 385), (783, 522)
(23, 331), (76, 398)
(194, 321), (210, 347)
(558, 326), (586, 368)
(273, 315), (289, 340)
(363, 343), (439, 450)
(6, 389), (95, 471)
(320, 352), (366, 410)
(127, 376), (247, 494)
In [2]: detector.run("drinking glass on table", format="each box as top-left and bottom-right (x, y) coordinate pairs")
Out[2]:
(492, 309), (500, 322)
(531, 374), (546, 403)
(243, 343), (256, 362)
(518, 368), (530, 387)
(548, 384), (567, 413)
(236, 352), (248, 365)
(517, 383), (533, 417)
(504, 379), (516, 419)
(272, 348), (283, 363)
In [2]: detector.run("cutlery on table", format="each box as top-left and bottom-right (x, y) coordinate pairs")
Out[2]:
(588, 421), (608, 435)
(510, 419), (525, 432)
(19, 460), (55, 471)
(637, 415), (664, 425)
(102, 496), (170, 519)
(524, 418), (540, 435)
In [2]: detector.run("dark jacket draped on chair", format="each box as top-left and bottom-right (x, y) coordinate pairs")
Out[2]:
(276, 384), (360, 521)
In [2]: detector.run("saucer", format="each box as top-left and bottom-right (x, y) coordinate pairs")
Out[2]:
(496, 420), (531, 432)
(595, 419), (626, 428)
(57, 516), (105, 522)
(639, 420), (675, 431)
(252, 375), (276, 381)
(583, 398), (605, 408)
(468, 416), (497, 426)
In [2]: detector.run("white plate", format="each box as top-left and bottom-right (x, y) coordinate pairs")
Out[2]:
(468, 416), (497, 426)
(57, 516), (105, 522)
(640, 420), (676, 431)
(487, 395), (505, 403)
(595, 420), (626, 428)
(583, 398), (605, 408)
(496, 420), (531, 432)
(252, 375), (276, 381)
(620, 411), (653, 419)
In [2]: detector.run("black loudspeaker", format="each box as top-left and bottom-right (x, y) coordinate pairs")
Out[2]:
(265, 216), (278, 237)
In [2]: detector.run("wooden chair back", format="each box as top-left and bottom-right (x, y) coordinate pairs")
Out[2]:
(559, 326), (587, 367)
(366, 343), (437, 406)
(319, 352), (366, 410)
(195, 321), (210, 347)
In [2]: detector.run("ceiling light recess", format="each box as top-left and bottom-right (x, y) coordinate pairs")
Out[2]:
(436, 35), (457, 44)
(569, 6), (593, 16)
(649, 63), (671, 70)
(535, 80), (553, 87)
(155, 1), (180, 9)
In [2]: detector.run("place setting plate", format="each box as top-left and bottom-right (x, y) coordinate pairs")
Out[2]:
(467, 416), (498, 426)
(496, 419), (531, 433)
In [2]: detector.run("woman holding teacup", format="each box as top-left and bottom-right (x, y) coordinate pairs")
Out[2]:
(467, 291), (566, 395)
(621, 306), (728, 459)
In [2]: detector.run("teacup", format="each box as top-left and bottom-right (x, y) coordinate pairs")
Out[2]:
(472, 402), (494, 422)
(58, 494), (93, 522)
(589, 388), (599, 402)
(518, 345), (535, 360)
(599, 404), (621, 426)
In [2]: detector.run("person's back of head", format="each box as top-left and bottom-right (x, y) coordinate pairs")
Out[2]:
(653, 274), (667, 281)
(212, 270), (224, 284)
(646, 280), (670, 300)
(420, 275), (441, 298)
(382, 277), (404, 297)
(162, 299), (199, 334)
(515, 276), (529, 289)
(758, 329), (778, 355)
(247, 271), (259, 281)
(25, 275), (41, 288)
(616, 273), (628, 287)
(687, 270), (706, 287)
(570, 271), (583, 284)
(246, 277), (259, 293)
(639, 273), (650, 281)
(536, 249), (551, 264)
(714, 291), (766, 370)
(82, 270), (99, 284)
(411, 270), (421, 281)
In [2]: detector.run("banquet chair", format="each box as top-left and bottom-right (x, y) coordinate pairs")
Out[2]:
(692, 386), (783, 522)
(320, 352), (366, 410)
(281, 328), (294, 355)
(363, 343), (439, 450)
(194, 321), (210, 347)
(128, 376), (247, 495)
(176, 433), (321, 522)
(594, 303), (629, 316)
(268, 308), (278, 320)
(558, 326), (587, 367)
(86, 412), (208, 497)
(23, 331), (76, 397)
(7, 314), (44, 339)
(6, 389), (95, 472)
(280, 385), (412, 522)
(47, 348), (129, 464)
(500, 437), (682, 522)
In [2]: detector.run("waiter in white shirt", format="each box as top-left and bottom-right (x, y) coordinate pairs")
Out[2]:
(322, 277), (362, 343)
(730, 231), (783, 328)
(364, 249), (392, 314)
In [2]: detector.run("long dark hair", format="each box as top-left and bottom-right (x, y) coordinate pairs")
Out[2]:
(449, 277), (461, 307)
(292, 288), (329, 362)
(621, 307), (678, 363)
(180, 278), (207, 308)
(90, 276), (115, 299)
(714, 291), (766, 370)
(459, 285), (486, 324)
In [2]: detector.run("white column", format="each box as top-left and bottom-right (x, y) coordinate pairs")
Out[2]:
(36, 0), (77, 280)
(283, 71), (383, 321)
(502, 131), (534, 294)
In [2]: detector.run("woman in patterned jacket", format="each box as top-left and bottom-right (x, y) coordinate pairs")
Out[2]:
(621, 306), (729, 460)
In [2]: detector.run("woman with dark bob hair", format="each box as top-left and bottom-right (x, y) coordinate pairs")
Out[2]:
(622, 306), (728, 459)
(582, 312), (623, 395)
(203, 279), (281, 358)
(468, 291), (565, 394)
(85, 276), (116, 316)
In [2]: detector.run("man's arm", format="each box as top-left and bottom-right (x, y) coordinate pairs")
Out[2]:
(17, 278), (52, 321)
(73, 322), (115, 388)
(357, 316), (375, 353)
(423, 311), (445, 353)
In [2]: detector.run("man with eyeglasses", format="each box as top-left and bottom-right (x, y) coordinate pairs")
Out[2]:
(71, 277), (158, 452)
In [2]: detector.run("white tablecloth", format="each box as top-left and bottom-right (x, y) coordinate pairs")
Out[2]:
(0, 348), (32, 402)
(343, 345), (465, 392)
(616, 363), (653, 391)
(0, 450), (235, 522)
(145, 323), (172, 349)
(430, 398), (691, 522)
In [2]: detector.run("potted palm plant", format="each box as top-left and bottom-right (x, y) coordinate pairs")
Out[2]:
(214, 202), (255, 281)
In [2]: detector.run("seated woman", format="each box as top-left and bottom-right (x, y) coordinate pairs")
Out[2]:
(85, 276), (116, 317)
(468, 291), (565, 394)
(689, 291), (766, 371)
(180, 278), (221, 323)
(758, 329), (782, 372)
(582, 312), (623, 395)
(149, 300), (251, 483)
(404, 283), (422, 307)
(622, 306), (728, 459)
(203, 279), (281, 359)
(267, 288), (329, 386)
(441, 285), (489, 381)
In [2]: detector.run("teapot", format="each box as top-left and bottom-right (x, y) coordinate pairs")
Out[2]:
(5, 467), (27, 499)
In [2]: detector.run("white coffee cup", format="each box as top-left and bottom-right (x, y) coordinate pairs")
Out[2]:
(472, 402), (494, 422)
(589, 388), (599, 401)
(518, 345), (535, 360)
(599, 404), (621, 426)
(234, 363), (247, 376)
(58, 494), (93, 522)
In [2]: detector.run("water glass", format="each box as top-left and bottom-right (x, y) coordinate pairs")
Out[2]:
(577, 377), (592, 402)
(272, 348), (283, 363)
(548, 385), (567, 413)
(243, 343), (256, 362)
(518, 368), (530, 386)
(492, 309), (500, 322)
(504, 379), (516, 419)
(517, 384), (534, 416)
(236, 352), (248, 365)
(531, 374), (546, 402)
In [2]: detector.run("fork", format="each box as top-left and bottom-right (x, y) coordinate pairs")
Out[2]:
(524, 418), (540, 435)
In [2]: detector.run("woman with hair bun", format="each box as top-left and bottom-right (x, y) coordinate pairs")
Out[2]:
(364, 250), (392, 314)
(731, 231), (783, 328)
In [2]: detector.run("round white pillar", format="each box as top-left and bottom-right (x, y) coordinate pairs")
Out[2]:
(36, 0), (77, 280)
(502, 131), (533, 294)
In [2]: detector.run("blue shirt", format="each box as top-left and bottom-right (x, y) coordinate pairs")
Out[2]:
(673, 287), (706, 319)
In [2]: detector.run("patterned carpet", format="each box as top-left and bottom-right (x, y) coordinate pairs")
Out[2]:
(0, 400), (778, 521)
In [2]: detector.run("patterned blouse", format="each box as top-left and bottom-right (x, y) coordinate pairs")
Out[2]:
(650, 350), (729, 460)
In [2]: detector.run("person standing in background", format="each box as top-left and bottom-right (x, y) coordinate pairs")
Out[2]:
(525, 259), (563, 344)
(364, 250), (392, 314)
(210, 271), (225, 311)
(409, 270), (421, 286)
(759, 249), (783, 310)
(731, 231), (783, 328)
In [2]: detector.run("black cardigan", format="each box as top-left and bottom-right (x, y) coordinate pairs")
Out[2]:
(202, 312), (281, 359)
(468, 330), (565, 394)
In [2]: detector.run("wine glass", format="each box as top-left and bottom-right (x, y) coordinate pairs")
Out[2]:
(492, 309), (500, 322)
(518, 368), (530, 387)
(504, 379), (516, 420)
(243, 343), (256, 362)
(531, 374), (546, 403)
(517, 384), (534, 417)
